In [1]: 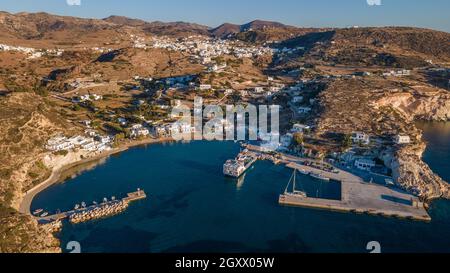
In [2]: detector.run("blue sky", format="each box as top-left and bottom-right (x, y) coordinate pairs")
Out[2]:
(1, 0), (449, 32)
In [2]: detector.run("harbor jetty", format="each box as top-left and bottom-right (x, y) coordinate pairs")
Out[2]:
(241, 144), (431, 221)
(36, 189), (146, 224)
(282, 162), (431, 221)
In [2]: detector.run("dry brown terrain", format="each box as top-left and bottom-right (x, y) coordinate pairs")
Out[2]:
(0, 11), (449, 252)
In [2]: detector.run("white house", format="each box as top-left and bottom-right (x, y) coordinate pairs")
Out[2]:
(297, 107), (312, 114)
(201, 57), (211, 64)
(117, 118), (127, 126)
(291, 124), (310, 133)
(269, 86), (281, 92)
(352, 132), (370, 145)
(45, 136), (74, 152)
(85, 129), (97, 137)
(80, 139), (97, 151)
(254, 87), (265, 93)
(394, 135), (411, 145)
(292, 96), (303, 103)
(81, 120), (91, 127)
(199, 84), (212, 90)
(355, 158), (376, 171)
(224, 89), (234, 95)
(130, 124), (150, 138)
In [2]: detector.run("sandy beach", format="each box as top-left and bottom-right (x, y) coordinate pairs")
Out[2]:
(18, 137), (173, 216)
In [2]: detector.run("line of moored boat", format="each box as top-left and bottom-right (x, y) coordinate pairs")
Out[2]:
(69, 200), (129, 224)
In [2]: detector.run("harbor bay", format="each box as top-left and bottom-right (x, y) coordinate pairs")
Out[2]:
(31, 139), (450, 253)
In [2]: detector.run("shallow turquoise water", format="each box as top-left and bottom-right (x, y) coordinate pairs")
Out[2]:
(32, 133), (450, 253)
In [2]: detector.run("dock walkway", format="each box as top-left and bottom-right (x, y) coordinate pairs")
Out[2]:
(283, 163), (430, 221)
(37, 190), (146, 223)
(244, 144), (430, 221)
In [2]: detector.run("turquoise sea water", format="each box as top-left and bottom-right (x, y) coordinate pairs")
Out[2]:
(32, 125), (450, 253)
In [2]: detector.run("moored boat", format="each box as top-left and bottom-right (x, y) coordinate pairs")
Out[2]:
(279, 170), (307, 200)
(309, 172), (330, 182)
(298, 168), (310, 175)
(33, 209), (43, 215)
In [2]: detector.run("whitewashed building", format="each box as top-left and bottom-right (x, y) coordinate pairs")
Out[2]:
(355, 158), (376, 171)
(352, 132), (370, 145)
(394, 135), (411, 145)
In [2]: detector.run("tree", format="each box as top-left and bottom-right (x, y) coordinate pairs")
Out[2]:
(293, 133), (304, 146)
(342, 134), (352, 149)
(113, 133), (125, 147)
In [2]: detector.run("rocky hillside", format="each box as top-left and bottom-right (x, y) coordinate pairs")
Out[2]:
(211, 20), (321, 43)
(0, 11), (120, 40)
(278, 27), (450, 67)
(104, 15), (210, 37)
(312, 77), (450, 200)
(0, 92), (80, 253)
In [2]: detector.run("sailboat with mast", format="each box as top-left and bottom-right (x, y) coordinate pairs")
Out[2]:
(279, 170), (307, 204)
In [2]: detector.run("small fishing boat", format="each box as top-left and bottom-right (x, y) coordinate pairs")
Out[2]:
(298, 168), (310, 175)
(81, 202), (86, 208)
(33, 209), (43, 215)
(385, 178), (395, 186)
(309, 172), (330, 182)
(40, 212), (49, 217)
(74, 204), (80, 210)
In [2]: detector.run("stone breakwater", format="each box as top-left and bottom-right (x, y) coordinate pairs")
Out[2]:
(69, 200), (129, 224)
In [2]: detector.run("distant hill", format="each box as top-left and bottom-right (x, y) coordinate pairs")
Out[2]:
(1, 11), (449, 63)
(103, 15), (148, 27)
(277, 27), (450, 66)
(210, 23), (241, 38)
(210, 20), (309, 42)
(103, 15), (210, 36)
(241, 20), (289, 31)
(0, 12), (117, 40)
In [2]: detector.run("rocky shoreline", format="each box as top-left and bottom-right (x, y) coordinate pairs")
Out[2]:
(392, 142), (450, 202)
(7, 137), (171, 253)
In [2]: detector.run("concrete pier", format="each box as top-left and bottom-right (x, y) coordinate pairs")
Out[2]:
(282, 163), (431, 221)
(37, 189), (146, 223)
(243, 144), (431, 221)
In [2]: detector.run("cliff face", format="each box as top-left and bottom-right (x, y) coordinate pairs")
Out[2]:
(314, 78), (450, 201)
(375, 89), (450, 201)
(382, 144), (450, 201)
(374, 91), (450, 122)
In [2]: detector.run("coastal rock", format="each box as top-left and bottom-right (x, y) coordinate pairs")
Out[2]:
(315, 78), (450, 201)
(384, 144), (450, 201)
(374, 91), (450, 122)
